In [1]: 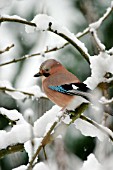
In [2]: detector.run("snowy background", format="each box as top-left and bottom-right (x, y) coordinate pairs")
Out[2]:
(0, 0), (113, 170)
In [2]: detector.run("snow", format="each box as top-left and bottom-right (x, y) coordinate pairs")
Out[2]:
(25, 14), (89, 58)
(13, 165), (27, 170)
(89, 7), (112, 30)
(89, 28), (105, 51)
(24, 138), (42, 162)
(80, 154), (102, 170)
(0, 123), (32, 149)
(6, 91), (26, 100)
(34, 105), (61, 137)
(100, 96), (113, 104)
(2, 14), (26, 21)
(0, 79), (45, 100)
(0, 108), (34, 150)
(0, 107), (26, 124)
(13, 162), (50, 170)
(85, 52), (113, 89)
(33, 162), (50, 170)
(0, 80), (13, 89)
(21, 85), (46, 98)
(74, 118), (107, 141)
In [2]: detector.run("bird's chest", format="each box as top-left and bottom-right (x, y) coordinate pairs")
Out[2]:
(42, 80), (73, 107)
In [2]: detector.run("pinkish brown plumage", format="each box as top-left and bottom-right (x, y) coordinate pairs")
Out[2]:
(34, 59), (88, 110)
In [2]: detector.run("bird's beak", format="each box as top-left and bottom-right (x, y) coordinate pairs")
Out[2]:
(34, 72), (42, 77)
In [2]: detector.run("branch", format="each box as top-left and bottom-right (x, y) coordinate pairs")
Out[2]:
(0, 86), (47, 100)
(0, 86), (34, 97)
(90, 28), (105, 52)
(0, 43), (68, 67)
(0, 143), (24, 159)
(80, 115), (113, 142)
(27, 113), (64, 170)
(48, 26), (90, 63)
(0, 15), (36, 27)
(0, 44), (14, 54)
(0, 5), (112, 67)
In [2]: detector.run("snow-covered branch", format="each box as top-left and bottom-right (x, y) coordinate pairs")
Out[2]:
(0, 15), (36, 27)
(0, 4), (113, 67)
(0, 80), (45, 100)
(25, 14), (90, 63)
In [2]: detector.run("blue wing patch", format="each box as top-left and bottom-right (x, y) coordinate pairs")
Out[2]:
(49, 85), (67, 94)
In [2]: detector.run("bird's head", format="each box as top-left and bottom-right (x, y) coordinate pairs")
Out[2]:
(34, 59), (61, 78)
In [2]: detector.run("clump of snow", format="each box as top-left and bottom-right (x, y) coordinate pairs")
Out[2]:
(0, 80), (13, 89)
(22, 85), (46, 98)
(24, 138), (42, 162)
(33, 162), (50, 170)
(13, 162), (50, 170)
(74, 118), (107, 141)
(81, 154), (102, 170)
(0, 107), (26, 125)
(89, 7), (112, 30)
(0, 108), (34, 150)
(6, 91), (26, 100)
(25, 14), (89, 57)
(85, 52), (113, 89)
(0, 80), (45, 100)
(100, 96), (113, 104)
(34, 105), (61, 137)
(0, 123), (32, 149)
(12, 165), (27, 170)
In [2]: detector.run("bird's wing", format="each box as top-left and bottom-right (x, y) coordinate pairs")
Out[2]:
(49, 82), (91, 101)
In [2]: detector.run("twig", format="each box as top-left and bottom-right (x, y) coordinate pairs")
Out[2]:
(43, 146), (47, 160)
(0, 86), (35, 97)
(0, 43), (68, 67)
(90, 28), (105, 52)
(0, 44), (14, 54)
(0, 144), (24, 159)
(0, 16), (36, 27)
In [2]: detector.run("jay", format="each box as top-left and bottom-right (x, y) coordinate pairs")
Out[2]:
(34, 59), (91, 111)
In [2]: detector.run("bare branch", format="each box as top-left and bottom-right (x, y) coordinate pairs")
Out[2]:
(0, 44), (14, 54)
(0, 43), (68, 67)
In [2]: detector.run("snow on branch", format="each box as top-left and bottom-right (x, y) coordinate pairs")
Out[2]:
(0, 104), (113, 161)
(25, 14), (90, 63)
(84, 52), (113, 89)
(0, 4), (113, 67)
(89, 28), (105, 52)
(0, 80), (45, 100)
(0, 15), (36, 27)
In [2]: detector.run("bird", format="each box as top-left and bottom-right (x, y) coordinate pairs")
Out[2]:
(34, 59), (91, 111)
